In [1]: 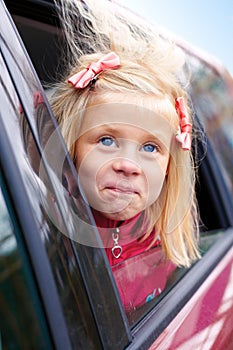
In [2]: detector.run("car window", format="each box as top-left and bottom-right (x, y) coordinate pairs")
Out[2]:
(0, 176), (53, 349)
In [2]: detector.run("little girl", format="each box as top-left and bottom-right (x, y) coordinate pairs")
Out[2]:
(50, 0), (200, 312)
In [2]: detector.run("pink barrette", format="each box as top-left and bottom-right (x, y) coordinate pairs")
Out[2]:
(68, 52), (120, 89)
(175, 97), (192, 151)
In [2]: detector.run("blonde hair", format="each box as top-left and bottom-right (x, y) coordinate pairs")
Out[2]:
(50, 0), (200, 267)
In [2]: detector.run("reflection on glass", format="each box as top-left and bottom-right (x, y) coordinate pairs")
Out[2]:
(0, 182), (52, 349)
(18, 99), (102, 348)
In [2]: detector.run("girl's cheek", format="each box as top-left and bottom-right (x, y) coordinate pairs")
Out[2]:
(76, 148), (110, 180)
(75, 141), (97, 168)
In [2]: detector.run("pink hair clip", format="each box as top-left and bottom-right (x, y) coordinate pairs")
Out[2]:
(175, 97), (192, 151)
(68, 51), (120, 89)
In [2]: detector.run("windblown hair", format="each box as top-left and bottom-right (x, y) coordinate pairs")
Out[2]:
(50, 0), (201, 267)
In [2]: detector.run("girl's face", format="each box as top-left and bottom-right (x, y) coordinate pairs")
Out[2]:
(75, 101), (173, 221)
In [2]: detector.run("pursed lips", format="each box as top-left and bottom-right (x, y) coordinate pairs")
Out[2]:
(100, 183), (140, 195)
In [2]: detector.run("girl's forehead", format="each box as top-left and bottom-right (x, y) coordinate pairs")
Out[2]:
(79, 102), (175, 139)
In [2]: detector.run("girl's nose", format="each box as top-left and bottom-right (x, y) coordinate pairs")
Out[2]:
(112, 157), (142, 176)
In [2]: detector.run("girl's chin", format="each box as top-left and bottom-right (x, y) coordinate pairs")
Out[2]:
(97, 209), (141, 221)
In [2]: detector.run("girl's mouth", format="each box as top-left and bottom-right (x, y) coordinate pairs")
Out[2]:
(105, 186), (139, 195)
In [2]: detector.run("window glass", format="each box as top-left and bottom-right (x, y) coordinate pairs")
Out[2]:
(0, 178), (52, 349)
(19, 112), (128, 348)
(0, 55), (103, 347)
(0, 23), (128, 345)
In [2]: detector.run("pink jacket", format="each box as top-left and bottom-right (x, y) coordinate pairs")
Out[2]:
(93, 210), (176, 312)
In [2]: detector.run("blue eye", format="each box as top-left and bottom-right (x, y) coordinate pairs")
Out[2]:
(142, 144), (158, 153)
(99, 137), (115, 147)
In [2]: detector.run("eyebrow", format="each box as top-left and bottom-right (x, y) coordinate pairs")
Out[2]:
(95, 124), (169, 139)
(93, 124), (126, 136)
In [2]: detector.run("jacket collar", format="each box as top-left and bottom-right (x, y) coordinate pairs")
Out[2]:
(91, 209), (147, 247)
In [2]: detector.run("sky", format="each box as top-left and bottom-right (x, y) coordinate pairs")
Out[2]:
(118, 0), (233, 77)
